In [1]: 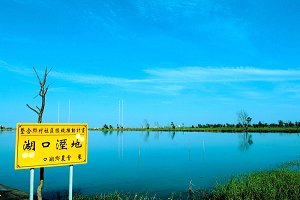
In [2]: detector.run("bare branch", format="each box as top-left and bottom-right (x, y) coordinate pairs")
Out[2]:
(42, 67), (47, 86)
(48, 82), (54, 87)
(27, 66), (53, 200)
(27, 104), (40, 115)
(36, 106), (41, 112)
(46, 67), (53, 75)
(45, 82), (54, 95)
(33, 66), (42, 86)
(237, 110), (248, 125)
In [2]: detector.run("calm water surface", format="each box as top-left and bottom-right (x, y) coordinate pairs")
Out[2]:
(0, 130), (299, 198)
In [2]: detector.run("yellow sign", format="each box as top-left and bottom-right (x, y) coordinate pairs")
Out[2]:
(15, 123), (88, 169)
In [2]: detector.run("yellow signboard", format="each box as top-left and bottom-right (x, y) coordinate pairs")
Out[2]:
(15, 123), (88, 169)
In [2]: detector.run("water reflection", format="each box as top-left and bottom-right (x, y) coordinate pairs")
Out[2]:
(102, 131), (108, 135)
(103, 130), (255, 154)
(239, 132), (254, 152)
(189, 139), (190, 161)
(138, 143), (141, 166)
(154, 132), (160, 139)
(102, 131), (113, 135)
(144, 131), (150, 142)
(171, 131), (176, 139)
(1, 130), (299, 199)
(142, 131), (177, 140)
(203, 141), (206, 162)
(117, 131), (123, 159)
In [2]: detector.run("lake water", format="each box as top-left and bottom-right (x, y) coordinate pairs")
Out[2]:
(0, 130), (299, 199)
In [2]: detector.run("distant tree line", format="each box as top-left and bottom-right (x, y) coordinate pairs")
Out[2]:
(100, 120), (300, 130)
(190, 120), (300, 128)
(0, 125), (12, 130)
(103, 124), (122, 129)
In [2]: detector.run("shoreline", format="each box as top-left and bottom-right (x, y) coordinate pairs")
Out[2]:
(90, 127), (300, 133)
(2, 127), (299, 133)
(0, 184), (30, 200)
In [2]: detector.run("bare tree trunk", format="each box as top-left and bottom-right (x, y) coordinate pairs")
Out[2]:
(27, 67), (53, 200)
(37, 167), (44, 200)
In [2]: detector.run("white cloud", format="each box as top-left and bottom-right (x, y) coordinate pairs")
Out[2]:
(0, 60), (32, 75)
(50, 71), (151, 87)
(48, 67), (300, 97)
(277, 83), (300, 93)
(144, 67), (300, 82)
(2, 61), (300, 97)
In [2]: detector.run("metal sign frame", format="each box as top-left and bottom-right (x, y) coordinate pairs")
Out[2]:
(15, 123), (88, 169)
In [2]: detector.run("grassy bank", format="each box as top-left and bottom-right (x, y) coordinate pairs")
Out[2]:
(199, 161), (300, 200)
(53, 161), (299, 200)
(90, 126), (300, 133)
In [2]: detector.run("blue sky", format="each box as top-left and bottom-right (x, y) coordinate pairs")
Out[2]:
(1, 0), (300, 128)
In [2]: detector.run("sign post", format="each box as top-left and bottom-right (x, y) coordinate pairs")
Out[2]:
(69, 165), (73, 200)
(15, 123), (88, 199)
(30, 168), (34, 200)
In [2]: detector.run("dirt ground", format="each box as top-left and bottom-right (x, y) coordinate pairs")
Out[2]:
(0, 184), (30, 200)
(0, 184), (49, 200)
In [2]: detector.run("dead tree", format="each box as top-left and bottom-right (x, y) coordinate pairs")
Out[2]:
(27, 66), (53, 200)
(237, 110), (253, 151)
(237, 110), (252, 132)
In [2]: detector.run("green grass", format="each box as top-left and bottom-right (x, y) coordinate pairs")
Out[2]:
(196, 160), (300, 200)
(51, 160), (300, 200)
(56, 191), (164, 200)
(200, 168), (300, 200)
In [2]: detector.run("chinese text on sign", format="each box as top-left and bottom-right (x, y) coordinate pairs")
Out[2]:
(15, 123), (88, 169)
